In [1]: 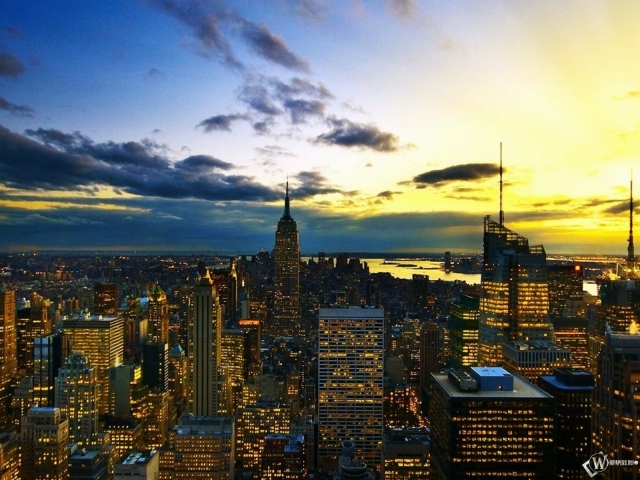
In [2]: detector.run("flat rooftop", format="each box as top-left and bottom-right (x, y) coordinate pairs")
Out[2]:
(432, 372), (552, 399)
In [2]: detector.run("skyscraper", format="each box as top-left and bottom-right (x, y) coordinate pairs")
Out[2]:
(147, 284), (169, 344)
(33, 332), (70, 407)
(0, 288), (17, 430)
(477, 216), (553, 366)
(20, 407), (69, 480)
(592, 328), (640, 476)
(191, 271), (223, 416)
(94, 283), (119, 316)
(272, 182), (301, 337)
(318, 306), (384, 472)
(63, 314), (125, 414)
(54, 353), (99, 447)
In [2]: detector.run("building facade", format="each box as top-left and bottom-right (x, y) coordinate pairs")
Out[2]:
(318, 306), (384, 472)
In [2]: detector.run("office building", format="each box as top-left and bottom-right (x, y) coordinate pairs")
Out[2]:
(272, 182), (301, 337)
(430, 367), (554, 479)
(168, 344), (187, 417)
(419, 322), (441, 396)
(538, 368), (593, 480)
(552, 317), (590, 371)
(104, 416), (144, 459)
(502, 340), (570, 382)
(0, 431), (20, 479)
(114, 451), (159, 480)
(63, 314), (124, 414)
(144, 389), (172, 450)
(383, 427), (430, 480)
(16, 292), (51, 374)
(478, 217), (553, 366)
(592, 328), (640, 476)
(449, 294), (480, 369)
(94, 283), (119, 316)
(20, 407), (69, 480)
(236, 401), (289, 477)
(147, 285), (169, 344)
(0, 288), (17, 430)
(547, 264), (585, 321)
(68, 445), (109, 480)
(142, 342), (169, 391)
(318, 307), (384, 472)
(33, 332), (69, 408)
(159, 415), (234, 479)
(260, 434), (307, 480)
(54, 353), (99, 447)
(238, 318), (262, 380)
(191, 271), (223, 416)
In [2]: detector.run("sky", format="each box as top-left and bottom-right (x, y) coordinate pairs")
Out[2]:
(1, 1), (639, 255)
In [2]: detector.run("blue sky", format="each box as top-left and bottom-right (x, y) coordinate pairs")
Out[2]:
(1, 1), (639, 254)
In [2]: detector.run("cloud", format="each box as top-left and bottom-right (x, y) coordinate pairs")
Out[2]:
(197, 114), (248, 132)
(0, 52), (25, 78)
(385, 0), (418, 19)
(2, 125), (277, 202)
(615, 90), (640, 100)
(412, 163), (501, 186)
(240, 21), (310, 72)
(0, 96), (34, 117)
(147, 67), (162, 77)
(239, 84), (283, 115)
(292, 171), (347, 197)
(314, 117), (401, 152)
(283, 99), (325, 123)
(255, 145), (296, 157)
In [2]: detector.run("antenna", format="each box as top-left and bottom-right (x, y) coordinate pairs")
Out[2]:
(628, 169), (635, 266)
(499, 142), (504, 225)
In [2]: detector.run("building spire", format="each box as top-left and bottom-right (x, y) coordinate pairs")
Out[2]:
(499, 142), (504, 226)
(628, 170), (635, 273)
(284, 178), (291, 218)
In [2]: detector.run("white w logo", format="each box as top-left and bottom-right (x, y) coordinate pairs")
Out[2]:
(583, 452), (609, 477)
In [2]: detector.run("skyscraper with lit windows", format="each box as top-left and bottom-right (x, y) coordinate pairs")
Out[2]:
(20, 407), (69, 480)
(0, 288), (17, 431)
(54, 353), (99, 447)
(63, 314), (124, 415)
(147, 284), (169, 344)
(478, 216), (553, 366)
(191, 271), (223, 416)
(272, 182), (300, 337)
(318, 306), (384, 472)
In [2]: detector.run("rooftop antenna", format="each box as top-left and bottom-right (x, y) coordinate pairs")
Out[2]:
(499, 142), (504, 226)
(628, 169), (635, 270)
(284, 177), (291, 218)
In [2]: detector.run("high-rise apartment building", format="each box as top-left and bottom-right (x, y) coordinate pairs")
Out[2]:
(63, 314), (124, 414)
(191, 271), (223, 416)
(318, 306), (384, 472)
(20, 407), (69, 480)
(54, 353), (99, 447)
(272, 182), (300, 337)
(430, 367), (555, 479)
(0, 288), (17, 429)
(592, 328), (640, 477)
(478, 217), (553, 366)
(538, 368), (593, 480)
(147, 285), (169, 344)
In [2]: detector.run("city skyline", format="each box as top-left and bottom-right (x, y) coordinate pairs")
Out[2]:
(1, 1), (639, 254)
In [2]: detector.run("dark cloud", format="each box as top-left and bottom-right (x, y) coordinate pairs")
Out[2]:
(239, 84), (283, 115)
(291, 171), (347, 198)
(1, 125), (278, 202)
(147, 67), (162, 77)
(0, 52), (25, 78)
(283, 99), (325, 124)
(240, 21), (310, 72)
(197, 114), (248, 132)
(377, 190), (397, 199)
(413, 163), (501, 186)
(314, 117), (400, 152)
(272, 77), (333, 100)
(0, 96), (34, 117)
(603, 201), (638, 216)
(294, 0), (329, 21)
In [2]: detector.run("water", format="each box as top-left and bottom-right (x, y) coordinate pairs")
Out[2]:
(364, 258), (481, 284)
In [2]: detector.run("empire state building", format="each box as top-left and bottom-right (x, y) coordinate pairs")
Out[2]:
(272, 182), (301, 337)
